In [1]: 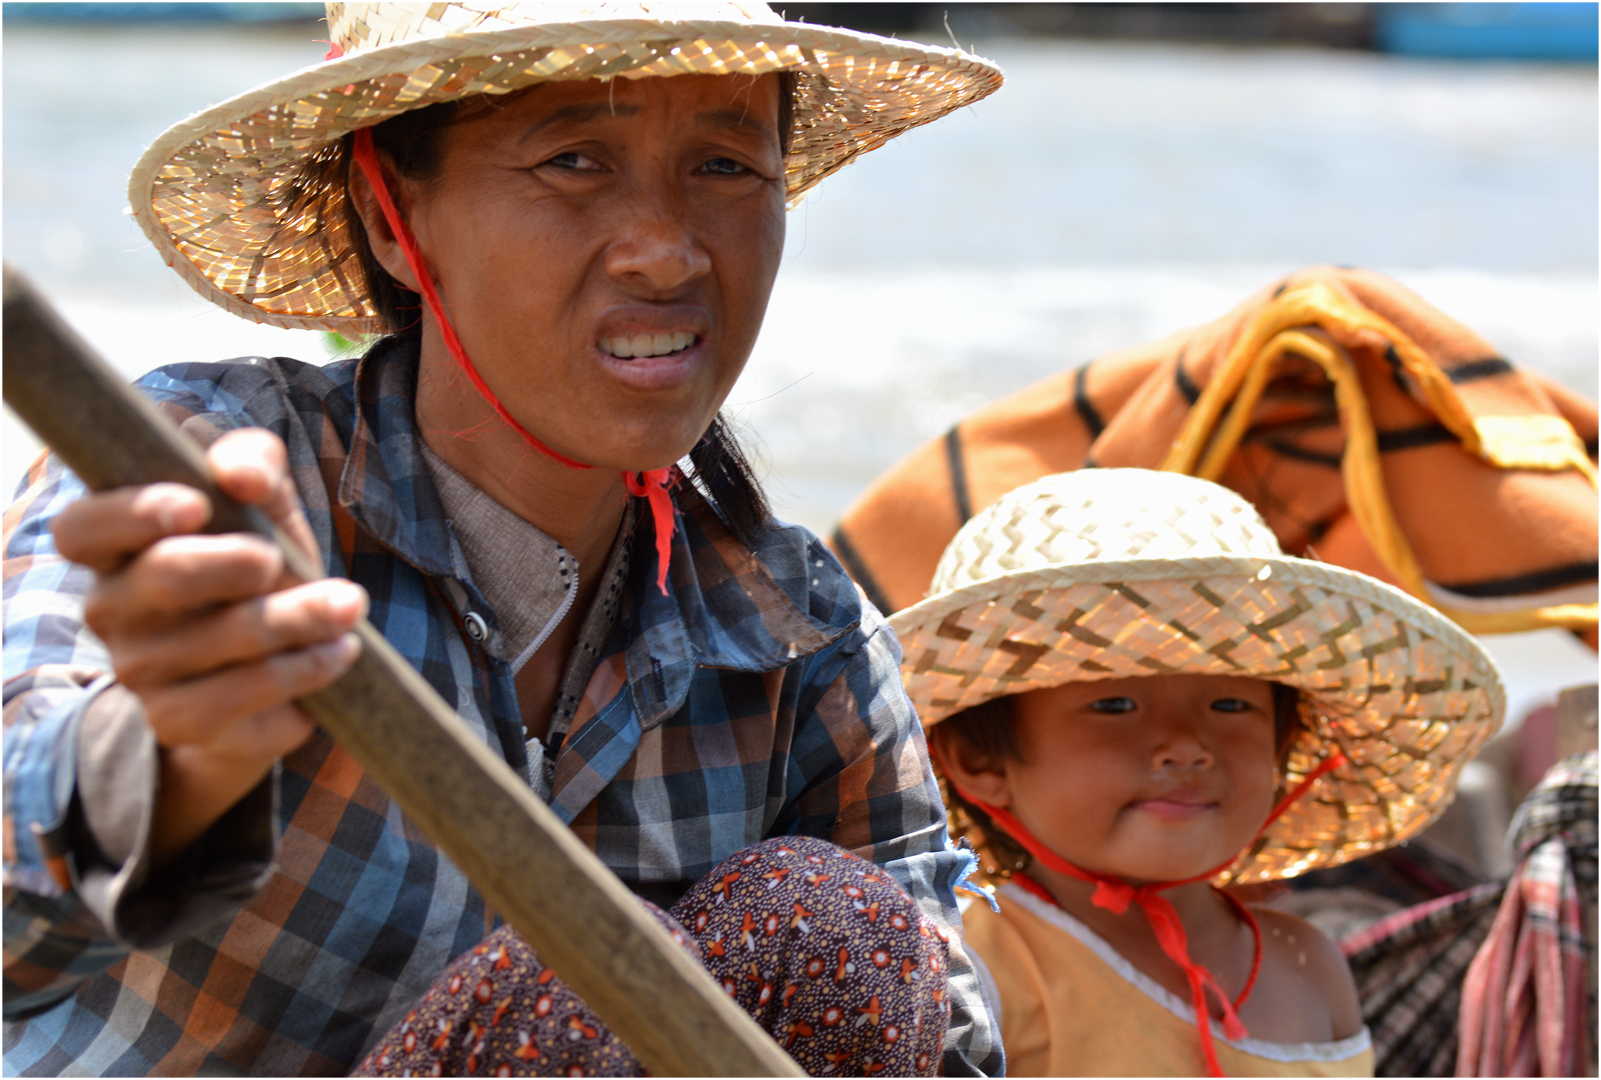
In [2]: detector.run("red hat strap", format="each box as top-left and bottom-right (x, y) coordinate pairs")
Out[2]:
(351, 128), (677, 594)
(1260, 751), (1347, 835)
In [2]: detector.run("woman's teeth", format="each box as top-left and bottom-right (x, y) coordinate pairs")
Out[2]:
(600, 331), (696, 359)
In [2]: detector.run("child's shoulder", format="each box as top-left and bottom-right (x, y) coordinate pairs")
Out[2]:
(1250, 906), (1363, 1042)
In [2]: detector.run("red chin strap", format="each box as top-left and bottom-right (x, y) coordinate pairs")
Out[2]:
(936, 741), (1346, 1078)
(352, 128), (677, 595)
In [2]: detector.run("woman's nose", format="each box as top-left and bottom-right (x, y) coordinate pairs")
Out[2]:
(603, 215), (712, 294)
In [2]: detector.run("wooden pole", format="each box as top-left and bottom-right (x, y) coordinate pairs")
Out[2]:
(1, 264), (803, 1078)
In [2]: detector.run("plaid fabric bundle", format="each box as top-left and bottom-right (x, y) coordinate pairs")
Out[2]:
(2, 338), (999, 1076)
(1340, 752), (1597, 1078)
(1457, 752), (1597, 1077)
(1341, 883), (1504, 1076)
(832, 266), (1597, 640)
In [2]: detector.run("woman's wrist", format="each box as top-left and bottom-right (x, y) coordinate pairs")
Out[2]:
(150, 742), (279, 868)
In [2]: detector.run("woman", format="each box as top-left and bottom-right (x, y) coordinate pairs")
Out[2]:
(1, 4), (1003, 1075)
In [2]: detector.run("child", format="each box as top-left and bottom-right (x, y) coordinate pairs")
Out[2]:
(890, 468), (1505, 1077)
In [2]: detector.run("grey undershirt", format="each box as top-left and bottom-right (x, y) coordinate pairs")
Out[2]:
(417, 440), (631, 757)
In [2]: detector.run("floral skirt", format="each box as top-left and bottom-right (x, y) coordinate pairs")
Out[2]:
(353, 837), (951, 1077)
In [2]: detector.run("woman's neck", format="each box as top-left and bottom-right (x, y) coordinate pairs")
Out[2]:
(415, 360), (630, 576)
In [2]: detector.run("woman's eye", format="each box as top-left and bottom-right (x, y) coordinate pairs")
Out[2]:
(542, 151), (602, 172)
(1089, 697), (1137, 714)
(698, 156), (748, 176)
(1211, 698), (1252, 713)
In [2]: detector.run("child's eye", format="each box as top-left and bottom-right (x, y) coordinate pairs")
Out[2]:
(1089, 697), (1138, 714)
(698, 156), (749, 176)
(1211, 697), (1252, 712)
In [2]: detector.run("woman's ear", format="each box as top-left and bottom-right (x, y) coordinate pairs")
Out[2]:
(347, 149), (424, 293)
(928, 723), (1015, 809)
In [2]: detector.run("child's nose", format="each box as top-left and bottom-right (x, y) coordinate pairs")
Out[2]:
(1153, 733), (1213, 770)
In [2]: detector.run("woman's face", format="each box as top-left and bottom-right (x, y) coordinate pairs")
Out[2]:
(989, 674), (1280, 884)
(389, 74), (786, 471)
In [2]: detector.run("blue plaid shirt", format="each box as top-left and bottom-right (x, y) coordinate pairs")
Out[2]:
(3, 338), (1001, 1076)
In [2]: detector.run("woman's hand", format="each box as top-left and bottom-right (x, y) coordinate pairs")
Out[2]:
(52, 428), (366, 866)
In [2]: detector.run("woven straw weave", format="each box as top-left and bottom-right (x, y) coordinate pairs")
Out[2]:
(929, 467), (1282, 592)
(891, 470), (1505, 884)
(129, 1), (1002, 332)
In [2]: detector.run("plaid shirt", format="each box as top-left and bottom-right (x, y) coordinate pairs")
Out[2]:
(3, 338), (1001, 1076)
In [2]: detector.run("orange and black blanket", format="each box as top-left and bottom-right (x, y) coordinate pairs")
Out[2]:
(832, 266), (1598, 643)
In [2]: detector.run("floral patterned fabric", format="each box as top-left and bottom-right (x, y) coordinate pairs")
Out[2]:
(355, 837), (951, 1077)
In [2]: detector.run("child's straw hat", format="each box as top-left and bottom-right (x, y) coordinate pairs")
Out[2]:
(129, 1), (1001, 334)
(890, 468), (1505, 883)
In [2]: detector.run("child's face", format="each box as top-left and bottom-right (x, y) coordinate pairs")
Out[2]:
(987, 674), (1278, 884)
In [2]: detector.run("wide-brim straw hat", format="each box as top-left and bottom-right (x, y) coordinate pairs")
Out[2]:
(129, 1), (1002, 334)
(890, 468), (1505, 884)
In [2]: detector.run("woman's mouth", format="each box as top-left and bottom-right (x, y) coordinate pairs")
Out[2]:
(594, 302), (711, 391)
(594, 330), (704, 393)
(598, 332), (697, 359)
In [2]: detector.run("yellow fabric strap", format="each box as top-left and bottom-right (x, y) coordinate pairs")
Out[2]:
(1473, 414), (1597, 478)
(1159, 283), (1597, 635)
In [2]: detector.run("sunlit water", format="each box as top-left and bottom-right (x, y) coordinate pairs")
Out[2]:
(5, 21), (1596, 719)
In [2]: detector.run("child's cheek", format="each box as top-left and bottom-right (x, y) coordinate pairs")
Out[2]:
(1230, 752), (1281, 837)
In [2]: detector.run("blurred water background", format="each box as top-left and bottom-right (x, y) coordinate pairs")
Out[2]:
(4, 4), (1596, 756)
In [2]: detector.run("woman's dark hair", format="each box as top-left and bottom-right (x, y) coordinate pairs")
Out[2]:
(335, 73), (798, 548)
(934, 681), (1307, 877)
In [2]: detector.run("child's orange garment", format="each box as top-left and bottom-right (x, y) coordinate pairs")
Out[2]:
(963, 884), (1375, 1077)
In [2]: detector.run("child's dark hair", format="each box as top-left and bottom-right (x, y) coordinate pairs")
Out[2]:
(311, 74), (798, 549)
(935, 682), (1305, 878)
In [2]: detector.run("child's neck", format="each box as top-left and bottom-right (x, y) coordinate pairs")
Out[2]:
(1023, 864), (1256, 1020)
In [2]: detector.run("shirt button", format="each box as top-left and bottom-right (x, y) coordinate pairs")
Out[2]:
(464, 612), (489, 642)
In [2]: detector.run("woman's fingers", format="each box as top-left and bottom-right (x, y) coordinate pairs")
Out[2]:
(208, 427), (291, 510)
(143, 632), (362, 753)
(53, 483), (212, 572)
(83, 533), (285, 637)
(206, 428), (324, 575)
(109, 578), (368, 689)
(54, 428), (313, 581)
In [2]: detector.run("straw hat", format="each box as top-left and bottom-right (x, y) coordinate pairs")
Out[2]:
(890, 468), (1505, 883)
(128, 1), (1001, 334)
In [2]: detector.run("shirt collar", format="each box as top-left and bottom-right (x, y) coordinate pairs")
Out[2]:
(419, 438), (579, 675)
(620, 494), (851, 729)
(336, 336), (457, 578)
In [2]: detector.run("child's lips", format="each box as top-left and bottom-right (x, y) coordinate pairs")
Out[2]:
(1132, 794), (1218, 822)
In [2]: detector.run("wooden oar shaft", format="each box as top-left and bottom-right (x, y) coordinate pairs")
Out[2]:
(1, 265), (803, 1078)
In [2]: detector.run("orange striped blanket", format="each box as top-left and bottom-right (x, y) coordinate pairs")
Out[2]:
(832, 266), (1598, 644)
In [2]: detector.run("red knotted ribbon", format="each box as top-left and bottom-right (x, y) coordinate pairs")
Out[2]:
(624, 468), (679, 596)
(935, 740), (1347, 1077)
(351, 127), (679, 595)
